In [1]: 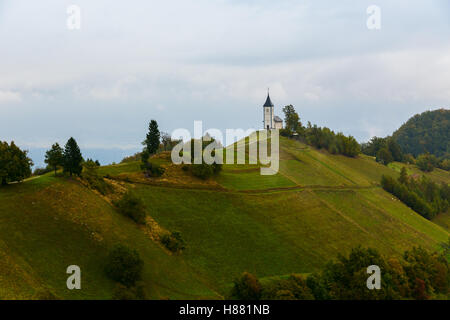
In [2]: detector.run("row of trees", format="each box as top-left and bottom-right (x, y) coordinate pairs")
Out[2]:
(230, 245), (450, 300)
(381, 168), (449, 220)
(281, 105), (360, 157)
(0, 141), (33, 185)
(415, 153), (449, 172)
(45, 137), (84, 176)
(361, 136), (404, 165)
(362, 136), (449, 172)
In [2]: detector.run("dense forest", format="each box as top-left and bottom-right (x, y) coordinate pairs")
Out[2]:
(392, 109), (449, 158)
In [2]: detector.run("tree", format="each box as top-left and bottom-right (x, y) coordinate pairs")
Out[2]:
(113, 192), (147, 224)
(160, 131), (180, 151)
(376, 148), (393, 165)
(45, 143), (64, 176)
(282, 105), (301, 133)
(63, 137), (83, 176)
(398, 167), (409, 185)
(230, 272), (262, 300)
(0, 141), (33, 185)
(361, 136), (387, 157)
(387, 138), (403, 162)
(416, 153), (438, 172)
(143, 120), (160, 155)
(105, 245), (144, 287)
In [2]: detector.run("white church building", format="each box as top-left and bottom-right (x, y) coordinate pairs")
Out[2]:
(263, 93), (283, 130)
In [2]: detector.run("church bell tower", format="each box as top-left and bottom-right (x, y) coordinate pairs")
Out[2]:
(263, 91), (274, 130)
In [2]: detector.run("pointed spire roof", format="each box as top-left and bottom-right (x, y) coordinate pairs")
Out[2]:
(263, 93), (274, 107)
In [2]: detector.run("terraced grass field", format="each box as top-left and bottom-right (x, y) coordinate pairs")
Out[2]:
(0, 136), (448, 299)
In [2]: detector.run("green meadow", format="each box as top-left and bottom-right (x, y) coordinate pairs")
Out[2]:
(0, 136), (448, 299)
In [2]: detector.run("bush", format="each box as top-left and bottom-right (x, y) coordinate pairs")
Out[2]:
(438, 159), (450, 171)
(416, 153), (438, 172)
(279, 128), (293, 137)
(112, 282), (147, 300)
(262, 274), (314, 300)
(189, 162), (222, 180)
(141, 161), (165, 177)
(403, 154), (415, 165)
(160, 231), (185, 253)
(113, 192), (147, 224)
(230, 272), (262, 300)
(105, 244), (144, 287)
(82, 161), (113, 195)
(376, 148), (393, 165)
(191, 163), (214, 179)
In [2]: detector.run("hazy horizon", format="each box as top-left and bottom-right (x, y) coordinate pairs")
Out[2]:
(1, 0), (449, 166)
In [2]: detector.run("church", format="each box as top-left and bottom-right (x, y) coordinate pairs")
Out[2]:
(263, 92), (283, 130)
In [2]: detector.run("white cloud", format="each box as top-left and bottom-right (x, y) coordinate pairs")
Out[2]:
(0, 90), (21, 104)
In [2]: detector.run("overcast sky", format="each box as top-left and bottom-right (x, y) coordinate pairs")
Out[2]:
(0, 0), (449, 165)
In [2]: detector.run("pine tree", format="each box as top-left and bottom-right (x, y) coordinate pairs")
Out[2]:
(45, 143), (64, 176)
(144, 120), (160, 155)
(63, 137), (83, 176)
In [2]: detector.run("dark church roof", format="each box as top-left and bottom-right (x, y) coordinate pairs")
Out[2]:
(263, 94), (274, 107)
(274, 116), (283, 122)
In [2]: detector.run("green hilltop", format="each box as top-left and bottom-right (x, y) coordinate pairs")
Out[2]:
(0, 136), (449, 299)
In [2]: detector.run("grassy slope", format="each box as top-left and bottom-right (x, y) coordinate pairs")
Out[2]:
(1, 136), (448, 299)
(130, 137), (448, 294)
(0, 174), (220, 299)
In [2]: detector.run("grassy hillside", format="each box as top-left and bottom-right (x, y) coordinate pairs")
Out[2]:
(0, 136), (448, 299)
(0, 174), (220, 299)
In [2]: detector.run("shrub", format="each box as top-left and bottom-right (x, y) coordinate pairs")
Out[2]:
(439, 159), (450, 171)
(274, 290), (295, 300)
(113, 192), (147, 224)
(105, 244), (144, 287)
(262, 274), (314, 300)
(141, 161), (165, 177)
(160, 231), (185, 253)
(112, 282), (147, 300)
(230, 272), (262, 300)
(191, 163), (214, 179)
(82, 162), (113, 195)
(403, 154), (415, 164)
(416, 153), (438, 172)
(279, 128), (293, 137)
(376, 148), (393, 165)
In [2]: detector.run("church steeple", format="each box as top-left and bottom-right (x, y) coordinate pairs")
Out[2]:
(263, 91), (274, 107)
(263, 90), (274, 129)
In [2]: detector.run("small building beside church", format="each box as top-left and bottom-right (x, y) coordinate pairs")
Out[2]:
(262, 93), (283, 130)
(273, 116), (283, 129)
